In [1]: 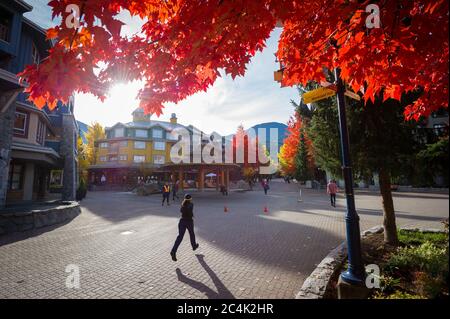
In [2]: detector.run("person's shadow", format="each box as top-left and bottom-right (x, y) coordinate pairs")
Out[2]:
(176, 254), (234, 299)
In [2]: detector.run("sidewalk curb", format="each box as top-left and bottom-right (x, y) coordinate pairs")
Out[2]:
(295, 225), (383, 299)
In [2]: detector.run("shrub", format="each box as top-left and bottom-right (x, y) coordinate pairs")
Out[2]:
(385, 241), (448, 277)
(76, 178), (87, 201)
(373, 291), (425, 299)
(413, 271), (447, 299)
(398, 230), (448, 247)
(379, 275), (401, 294)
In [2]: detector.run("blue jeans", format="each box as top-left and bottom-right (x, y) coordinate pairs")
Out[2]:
(171, 219), (196, 253)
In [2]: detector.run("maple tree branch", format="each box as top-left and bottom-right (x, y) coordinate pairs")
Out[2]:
(69, 0), (87, 50)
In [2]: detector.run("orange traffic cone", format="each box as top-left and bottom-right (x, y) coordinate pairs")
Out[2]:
(224, 206), (228, 213)
(263, 206), (269, 213)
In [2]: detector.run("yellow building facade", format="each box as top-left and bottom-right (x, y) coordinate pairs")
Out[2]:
(88, 108), (181, 185)
(88, 107), (240, 190)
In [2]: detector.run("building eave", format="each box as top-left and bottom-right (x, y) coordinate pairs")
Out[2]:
(0, 69), (25, 89)
(11, 141), (61, 159)
(22, 17), (47, 36)
(10, 0), (33, 12)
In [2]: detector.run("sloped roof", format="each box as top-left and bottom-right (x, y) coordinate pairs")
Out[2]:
(106, 120), (205, 135)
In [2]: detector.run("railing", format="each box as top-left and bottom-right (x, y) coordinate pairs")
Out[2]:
(0, 23), (10, 42)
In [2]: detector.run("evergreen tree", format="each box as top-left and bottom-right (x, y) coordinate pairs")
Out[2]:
(307, 89), (424, 245)
(294, 128), (312, 182)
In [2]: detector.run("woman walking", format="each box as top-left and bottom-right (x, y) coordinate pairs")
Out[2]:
(170, 194), (199, 261)
(327, 179), (338, 207)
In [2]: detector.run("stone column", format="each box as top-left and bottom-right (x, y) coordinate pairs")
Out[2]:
(198, 167), (204, 192)
(61, 114), (78, 201)
(22, 163), (35, 201)
(179, 167), (184, 190)
(0, 91), (18, 208)
(216, 167), (220, 191)
(171, 170), (176, 184)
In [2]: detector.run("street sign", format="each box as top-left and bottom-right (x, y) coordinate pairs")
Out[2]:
(273, 70), (283, 83)
(320, 81), (337, 91)
(302, 87), (336, 104)
(344, 90), (361, 101)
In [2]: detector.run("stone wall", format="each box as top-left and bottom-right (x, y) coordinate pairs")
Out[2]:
(0, 201), (80, 235)
(296, 226), (384, 299)
(0, 92), (17, 209)
(61, 114), (78, 201)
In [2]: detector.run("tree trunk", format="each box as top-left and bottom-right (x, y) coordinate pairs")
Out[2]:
(379, 168), (399, 246)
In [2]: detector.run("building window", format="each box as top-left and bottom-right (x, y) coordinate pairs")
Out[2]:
(49, 170), (63, 189)
(13, 111), (28, 137)
(153, 155), (165, 165)
(133, 155), (145, 163)
(119, 155), (127, 161)
(153, 128), (163, 139)
(36, 120), (46, 145)
(109, 156), (118, 162)
(32, 43), (41, 65)
(135, 129), (147, 138)
(134, 141), (146, 149)
(99, 156), (107, 162)
(0, 9), (12, 43)
(8, 163), (24, 191)
(99, 142), (108, 148)
(119, 140), (128, 147)
(154, 141), (165, 151)
(115, 128), (125, 138)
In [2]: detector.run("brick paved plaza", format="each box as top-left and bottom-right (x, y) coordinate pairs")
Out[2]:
(0, 181), (448, 299)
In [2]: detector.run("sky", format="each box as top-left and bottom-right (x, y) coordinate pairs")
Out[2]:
(23, 0), (299, 135)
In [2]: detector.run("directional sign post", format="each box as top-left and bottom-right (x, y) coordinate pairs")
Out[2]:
(334, 68), (365, 286)
(344, 90), (361, 101)
(303, 82), (361, 104)
(302, 75), (365, 286)
(302, 87), (336, 104)
(274, 61), (365, 288)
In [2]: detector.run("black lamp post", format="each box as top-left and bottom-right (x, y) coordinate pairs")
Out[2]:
(334, 67), (365, 285)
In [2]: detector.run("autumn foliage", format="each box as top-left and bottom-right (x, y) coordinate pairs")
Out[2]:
(279, 114), (313, 177)
(19, 0), (448, 119)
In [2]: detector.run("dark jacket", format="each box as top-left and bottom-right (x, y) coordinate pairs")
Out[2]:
(180, 203), (194, 220)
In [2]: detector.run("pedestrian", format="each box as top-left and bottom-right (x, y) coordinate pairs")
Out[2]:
(162, 182), (171, 206)
(262, 179), (270, 195)
(101, 174), (106, 185)
(220, 184), (228, 196)
(327, 179), (338, 207)
(172, 180), (180, 201)
(170, 194), (199, 261)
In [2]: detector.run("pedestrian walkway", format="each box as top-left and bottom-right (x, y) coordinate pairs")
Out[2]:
(0, 181), (447, 298)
